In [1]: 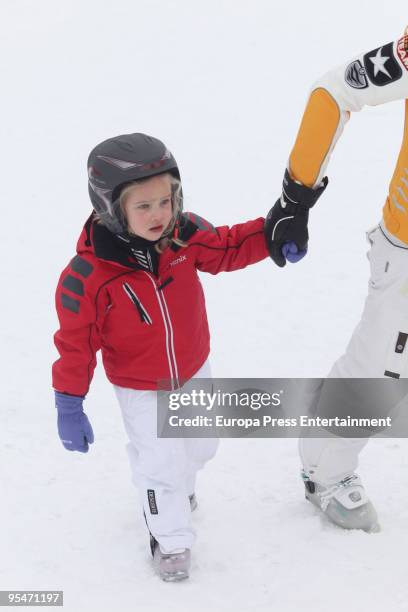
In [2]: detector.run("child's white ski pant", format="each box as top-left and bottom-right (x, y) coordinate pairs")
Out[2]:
(300, 226), (408, 485)
(114, 359), (219, 554)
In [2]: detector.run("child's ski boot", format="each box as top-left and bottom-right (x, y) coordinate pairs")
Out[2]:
(151, 537), (191, 582)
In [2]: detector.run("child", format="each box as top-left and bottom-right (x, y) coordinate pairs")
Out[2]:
(53, 132), (272, 581)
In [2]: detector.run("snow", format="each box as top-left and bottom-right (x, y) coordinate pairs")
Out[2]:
(2, 1), (408, 610)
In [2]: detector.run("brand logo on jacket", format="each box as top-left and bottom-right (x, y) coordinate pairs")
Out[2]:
(170, 254), (187, 267)
(345, 60), (368, 89)
(397, 36), (408, 71)
(363, 43), (403, 86)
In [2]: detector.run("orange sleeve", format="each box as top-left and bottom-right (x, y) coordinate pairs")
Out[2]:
(289, 88), (342, 188)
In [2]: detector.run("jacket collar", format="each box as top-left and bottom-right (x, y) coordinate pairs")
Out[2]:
(90, 216), (160, 275)
(78, 212), (200, 275)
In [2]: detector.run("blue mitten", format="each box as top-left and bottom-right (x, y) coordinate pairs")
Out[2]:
(281, 241), (307, 263)
(55, 391), (94, 453)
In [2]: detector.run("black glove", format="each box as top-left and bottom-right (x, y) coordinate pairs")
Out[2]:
(265, 169), (328, 267)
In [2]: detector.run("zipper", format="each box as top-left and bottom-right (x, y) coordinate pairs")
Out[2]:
(142, 271), (179, 389)
(122, 282), (153, 325)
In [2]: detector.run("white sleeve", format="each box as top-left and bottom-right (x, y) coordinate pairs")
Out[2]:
(316, 38), (408, 112)
(289, 33), (408, 187)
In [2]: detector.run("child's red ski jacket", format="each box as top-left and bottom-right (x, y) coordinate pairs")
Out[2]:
(52, 212), (268, 395)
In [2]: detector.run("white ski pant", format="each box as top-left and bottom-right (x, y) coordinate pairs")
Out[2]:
(114, 360), (219, 554)
(300, 225), (408, 485)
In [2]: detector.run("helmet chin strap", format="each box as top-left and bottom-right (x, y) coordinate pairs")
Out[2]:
(114, 231), (161, 248)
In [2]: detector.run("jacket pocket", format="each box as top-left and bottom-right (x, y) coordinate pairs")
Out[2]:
(122, 282), (153, 325)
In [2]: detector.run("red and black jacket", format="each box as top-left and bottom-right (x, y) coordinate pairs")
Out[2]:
(52, 212), (268, 395)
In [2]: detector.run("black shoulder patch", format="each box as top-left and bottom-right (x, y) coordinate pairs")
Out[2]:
(186, 212), (216, 233)
(71, 255), (93, 278)
(62, 274), (84, 296)
(363, 42), (402, 86)
(61, 293), (80, 314)
(170, 212), (218, 251)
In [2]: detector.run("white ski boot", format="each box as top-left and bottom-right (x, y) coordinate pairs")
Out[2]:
(302, 471), (380, 533)
(152, 540), (191, 582)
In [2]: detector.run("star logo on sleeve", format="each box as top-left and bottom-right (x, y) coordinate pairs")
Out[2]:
(363, 42), (402, 86)
(369, 47), (392, 78)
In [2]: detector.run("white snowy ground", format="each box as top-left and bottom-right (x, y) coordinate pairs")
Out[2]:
(2, 1), (408, 610)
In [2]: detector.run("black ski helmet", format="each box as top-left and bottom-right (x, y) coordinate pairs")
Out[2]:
(87, 133), (182, 234)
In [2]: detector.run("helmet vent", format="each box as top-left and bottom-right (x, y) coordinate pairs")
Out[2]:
(97, 155), (144, 170)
